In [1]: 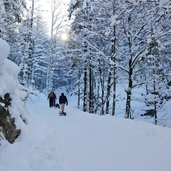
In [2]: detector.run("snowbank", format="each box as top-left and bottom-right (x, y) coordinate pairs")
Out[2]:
(1, 93), (171, 171)
(0, 38), (28, 144)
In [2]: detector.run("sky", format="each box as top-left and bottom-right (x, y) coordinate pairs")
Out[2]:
(26, 0), (169, 37)
(26, 0), (71, 37)
(37, 0), (70, 34)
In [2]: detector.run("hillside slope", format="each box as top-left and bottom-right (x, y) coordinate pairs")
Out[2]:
(0, 94), (171, 171)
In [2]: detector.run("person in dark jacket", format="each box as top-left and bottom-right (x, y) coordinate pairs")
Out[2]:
(59, 93), (68, 114)
(48, 91), (56, 107)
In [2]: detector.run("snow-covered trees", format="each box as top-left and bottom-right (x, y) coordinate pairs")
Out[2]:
(0, 0), (69, 91)
(68, 0), (171, 123)
(1, 0), (171, 125)
(68, 0), (117, 114)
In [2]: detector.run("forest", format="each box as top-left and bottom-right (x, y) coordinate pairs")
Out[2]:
(1, 0), (171, 125)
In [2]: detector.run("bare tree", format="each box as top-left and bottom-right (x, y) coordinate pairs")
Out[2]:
(49, 0), (67, 39)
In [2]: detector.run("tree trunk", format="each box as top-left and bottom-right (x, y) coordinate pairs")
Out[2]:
(89, 62), (94, 113)
(125, 57), (133, 119)
(111, 1), (117, 116)
(77, 67), (81, 108)
(106, 71), (111, 114)
(95, 79), (100, 113)
(153, 70), (157, 124)
(99, 60), (105, 115)
(112, 64), (117, 116)
(83, 61), (87, 112)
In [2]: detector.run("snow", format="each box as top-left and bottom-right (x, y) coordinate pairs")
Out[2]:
(120, 0), (169, 8)
(0, 38), (10, 72)
(0, 38), (21, 95)
(110, 14), (120, 27)
(1, 37), (171, 171)
(70, 0), (78, 6)
(0, 93), (171, 171)
(159, 0), (169, 7)
(0, 38), (29, 142)
(0, 38), (9, 59)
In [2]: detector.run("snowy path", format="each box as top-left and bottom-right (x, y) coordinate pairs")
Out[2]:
(1, 94), (171, 171)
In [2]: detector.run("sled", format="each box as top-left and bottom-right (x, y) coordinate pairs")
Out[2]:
(55, 103), (60, 108)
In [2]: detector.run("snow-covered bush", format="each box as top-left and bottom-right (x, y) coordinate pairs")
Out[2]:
(0, 38), (28, 144)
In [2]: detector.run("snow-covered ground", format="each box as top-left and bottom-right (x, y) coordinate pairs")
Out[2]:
(0, 93), (171, 171)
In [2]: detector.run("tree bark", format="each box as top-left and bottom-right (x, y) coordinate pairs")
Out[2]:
(89, 63), (94, 113)
(125, 57), (133, 119)
(83, 61), (87, 112)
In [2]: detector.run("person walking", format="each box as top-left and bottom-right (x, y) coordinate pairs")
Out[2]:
(59, 93), (68, 115)
(48, 91), (56, 108)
